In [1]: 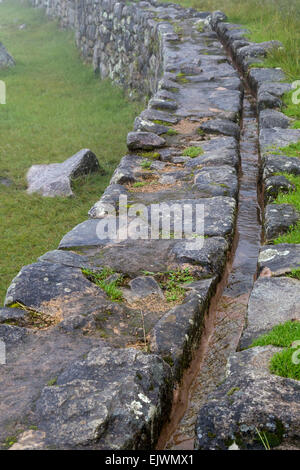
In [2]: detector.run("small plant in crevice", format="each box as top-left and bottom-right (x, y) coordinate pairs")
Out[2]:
(287, 268), (300, 280)
(143, 268), (195, 303)
(139, 151), (161, 159)
(182, 146), (204, 158)
(140, 160), (152, 170)
(175, 72), (190, 84)
(255, 428), (271, 450)
(132, 181), (148, 188)
(166, 128), (178, 136)
(82, 267), (124, 302)
(47, 377), (58, 386)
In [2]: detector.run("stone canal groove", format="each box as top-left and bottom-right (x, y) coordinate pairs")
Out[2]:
(0, 2), (299, 450)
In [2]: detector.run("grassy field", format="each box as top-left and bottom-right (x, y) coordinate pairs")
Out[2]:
(0, 0), (142, 303)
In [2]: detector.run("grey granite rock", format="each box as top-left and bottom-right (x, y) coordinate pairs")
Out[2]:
(259, 109), (291, 129)
(195, 346), (300, 450)
(172, 236), (229, 276)
(134, 116), (169, 135)
(127, 132), (166, 150)
(258, 244), (300, 276)
(0, 307), (27, 323)
(27, 149), (102, 197)
(236, 41), (281, 64)
(248, 68), (286, 92)
(198, 119), (240, 139)
(240, 277), (300, 348)
(110, 155), (143, 185)
(4, 261), (105, 311)
(264, 203), (300, 241)
(263, 154), (300, 178)
(260, 128), (300, 157)
(89, 184), (129, 218)
(0, 177), (13, 187)
(193, 166), (238, 198)
(0, 42), (15, 68)
(123, 276), (164, 302)
(30, 346), (173, 449)
(151, 277), (217, 381)
(38, 250), (91, 269)
(257, 82), (292, 111)
(59, 218), (118, 249)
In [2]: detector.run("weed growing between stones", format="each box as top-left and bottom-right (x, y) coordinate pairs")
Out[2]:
(182, 146), (204, 158)
(47, 377), (58, 386)
(143, 268), (195, 303)
(175, 72), (190, 84)
(82, 268), (124, 302)
(5, 301), (58, 329)
(140, 160), (152, 170)
(288, 268), (300, 280)
(165, 128), (178, 136)
(139, 151), (161, 159)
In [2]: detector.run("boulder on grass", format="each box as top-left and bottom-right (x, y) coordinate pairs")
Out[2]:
(26, 149), (103, 197)
(0, 42), (15, 68)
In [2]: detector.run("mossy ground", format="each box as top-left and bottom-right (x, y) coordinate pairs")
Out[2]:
(0, 0), (141, 302)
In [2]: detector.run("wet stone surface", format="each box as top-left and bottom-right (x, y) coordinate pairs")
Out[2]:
(3, 2), (287, 452)
(195, 346), (300, 450)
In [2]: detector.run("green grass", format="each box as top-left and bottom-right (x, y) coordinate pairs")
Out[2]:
(281, 91), (300, 129)
(251, 321), (300, 348)
(270, 347), (300, 381)
(161, 268), (194, 302)
(287, 268), (300, 280)
(82, 267), (124, 302)
(0, 0), (141, 303)
(273, 174), (300, 244)
(166, 128), (178, 136)
(279, 142), (300, 158)
(140, 160), (152, 170)
(182, 146), (204, 158)
(250, 321), (300, 381)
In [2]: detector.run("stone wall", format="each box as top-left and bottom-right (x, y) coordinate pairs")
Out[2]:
(31, 0), (167, 99)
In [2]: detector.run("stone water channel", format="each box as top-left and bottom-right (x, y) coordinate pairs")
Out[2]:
(159, 91), (263, 449)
